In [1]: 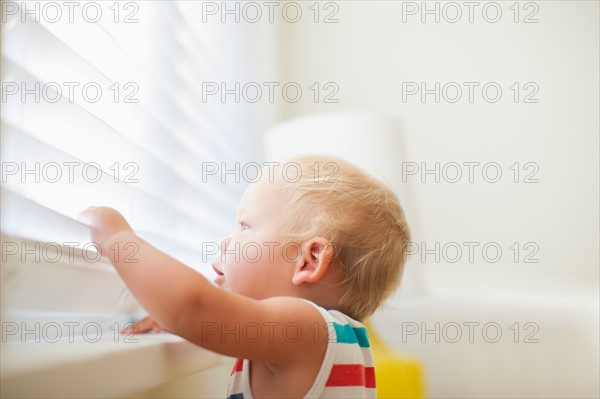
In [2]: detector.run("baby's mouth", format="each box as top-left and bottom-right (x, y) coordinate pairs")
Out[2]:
(212, 264), (225, 285)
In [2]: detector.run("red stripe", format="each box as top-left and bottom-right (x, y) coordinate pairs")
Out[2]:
(365, 366), (376, 388)
(325, 364), (376, 388)
(230, 358), (243, 375)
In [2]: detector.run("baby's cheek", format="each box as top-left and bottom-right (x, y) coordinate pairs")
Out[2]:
(243, 244), (262, 264)
(223, 262), (253, 289)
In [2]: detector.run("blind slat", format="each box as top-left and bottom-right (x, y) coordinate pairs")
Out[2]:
(1, 185), (219, 273)
(2, 16), (240, 161)
(1, 0), (272, 316)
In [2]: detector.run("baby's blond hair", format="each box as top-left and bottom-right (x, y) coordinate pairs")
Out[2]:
(274, 155), (411, 321)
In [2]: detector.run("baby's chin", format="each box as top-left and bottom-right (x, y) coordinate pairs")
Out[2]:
(214, 274), (226, 287)
(221, 284), (266, 300)
(215, 279), (240, 295)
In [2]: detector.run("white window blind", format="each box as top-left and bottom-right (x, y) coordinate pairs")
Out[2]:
(1, 1), (274, 320)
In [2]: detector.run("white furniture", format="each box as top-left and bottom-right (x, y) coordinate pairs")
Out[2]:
(373, 292), (600, 398)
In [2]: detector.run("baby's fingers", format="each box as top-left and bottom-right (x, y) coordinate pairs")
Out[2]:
(121, 316), (163, 334)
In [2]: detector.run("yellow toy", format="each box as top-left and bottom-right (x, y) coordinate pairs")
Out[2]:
(365, 321), (426, 398)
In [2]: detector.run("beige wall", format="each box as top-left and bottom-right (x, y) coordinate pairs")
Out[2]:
(278, 1), (599, 296)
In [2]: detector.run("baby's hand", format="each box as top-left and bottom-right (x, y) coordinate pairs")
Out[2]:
(77, 206), (134, 256)
(121, 316), (166, 334)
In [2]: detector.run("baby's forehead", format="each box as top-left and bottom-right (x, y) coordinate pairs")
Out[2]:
(251, 173), (284, 191)
(239, 176), (286, 208)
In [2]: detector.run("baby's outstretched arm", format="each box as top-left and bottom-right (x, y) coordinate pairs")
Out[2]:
(78, 207), (327, 369)
(78, 206), (212, 335)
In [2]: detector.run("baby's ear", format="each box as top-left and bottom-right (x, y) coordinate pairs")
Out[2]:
(292, 238), (336, 285)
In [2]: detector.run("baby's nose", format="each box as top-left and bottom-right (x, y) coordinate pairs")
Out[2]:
(212, 235), (232, 270)
(220, 235), (232, 252)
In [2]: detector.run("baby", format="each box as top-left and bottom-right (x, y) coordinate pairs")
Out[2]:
(79, 155), (411, 399)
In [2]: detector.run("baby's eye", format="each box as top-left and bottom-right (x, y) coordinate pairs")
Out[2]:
(240, 222), (250, 231)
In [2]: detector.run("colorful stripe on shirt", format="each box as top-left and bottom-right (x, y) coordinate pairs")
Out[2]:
(326, 364), (376, 388)
(332, 323), (370, 347)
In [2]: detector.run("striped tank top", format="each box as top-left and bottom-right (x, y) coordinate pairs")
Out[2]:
(226, 300), (376, 398)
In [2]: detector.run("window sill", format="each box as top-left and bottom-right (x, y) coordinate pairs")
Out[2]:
(1, 232), (226, 398)
(1, 333), (226, 398)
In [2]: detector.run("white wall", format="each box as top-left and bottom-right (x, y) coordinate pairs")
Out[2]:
(275, 3), (599, 396)
(278, 1), (599, 296)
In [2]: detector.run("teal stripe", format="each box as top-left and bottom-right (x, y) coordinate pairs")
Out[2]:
(333, 323), (370, 348)
(354, 326), (371, 348)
